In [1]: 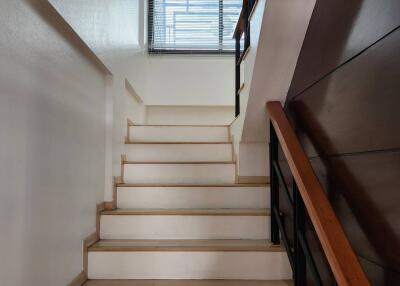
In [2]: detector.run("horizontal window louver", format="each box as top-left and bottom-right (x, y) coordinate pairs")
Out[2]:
(148, 0), (242, 54)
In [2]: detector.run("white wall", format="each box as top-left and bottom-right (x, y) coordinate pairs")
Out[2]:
(50, 0), (236, 200)
(0, 1), (108, 285)
(230, 0), (268, 177)
(146, 106), (235, 125)
(143, 55), (235, 106)
(49, 0), (141, 54)
(241, 0), (316, 142)
(50, 0), (235, 107)
(230, 0), (315, 176)
(126, 80), (146, 124)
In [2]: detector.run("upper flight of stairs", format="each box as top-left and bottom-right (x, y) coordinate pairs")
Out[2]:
(88, 124), (292, 282)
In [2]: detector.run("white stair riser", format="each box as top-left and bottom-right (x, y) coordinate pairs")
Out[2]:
(125, 144), (233, 162)
(117, 187), (270, 209)
(100, 215), (269, 239)
(88, 252), (292, 280)
(123, 164), (236, 184)
(129, 126), (229, 142)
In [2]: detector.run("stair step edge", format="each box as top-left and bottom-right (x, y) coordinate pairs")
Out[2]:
(124, 161), (235, 165)
(125, 141), (232, 144)
(117, 183), (270, 187)
(89, 239), (284, 252)
(101, 208), (271, 216)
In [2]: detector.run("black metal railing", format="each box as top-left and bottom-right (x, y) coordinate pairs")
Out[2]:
(269, 121), (324, 286)
(234, 0), (256, 117)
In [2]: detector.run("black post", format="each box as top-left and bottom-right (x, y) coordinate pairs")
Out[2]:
(269, 122), (280, 244)
(243, 0), (250, 52)
(235, 36), (240, 117)
(218, 0), (223, 51)
(294, 179), (306, 286)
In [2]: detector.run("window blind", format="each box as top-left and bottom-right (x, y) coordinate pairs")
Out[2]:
(148, 0), (242, 53)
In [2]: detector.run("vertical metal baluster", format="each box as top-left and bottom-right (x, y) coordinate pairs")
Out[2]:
(294, 179), (306, 286)
(270, 122), (280, 245)
(235, 35), (240, 117)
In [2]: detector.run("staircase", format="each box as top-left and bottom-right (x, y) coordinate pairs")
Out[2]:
(86, 124), (292, 284)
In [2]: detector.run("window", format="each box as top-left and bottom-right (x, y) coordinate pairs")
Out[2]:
(148, 0), (242, 54)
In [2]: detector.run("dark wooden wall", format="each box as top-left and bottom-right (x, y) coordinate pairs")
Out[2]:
(279, 0), (400, 284)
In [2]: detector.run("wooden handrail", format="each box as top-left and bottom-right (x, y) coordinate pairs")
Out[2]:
(266, 101), (370, 286)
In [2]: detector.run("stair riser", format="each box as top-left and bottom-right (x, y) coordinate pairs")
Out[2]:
(100, 215), (269, 239)
(88, 252), (292, 280)
(129, 126), (229, 142)
(117, 187), (270, 209)
(123, 164), (236, 184)
(125, 144), (233, 162)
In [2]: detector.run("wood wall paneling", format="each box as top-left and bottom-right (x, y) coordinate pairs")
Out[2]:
(280, 0), (400, 284)
(288, 28), (400, 157)
(288, 0), (400, 98)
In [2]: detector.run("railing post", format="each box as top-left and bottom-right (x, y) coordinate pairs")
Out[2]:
(244, 3), (250, 51)
(269, 121), (280, 245)
(235, 35), (240, 117)
(294, 179), (306, 286)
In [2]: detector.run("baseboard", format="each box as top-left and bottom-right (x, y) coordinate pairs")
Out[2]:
(104, 201), (114, 210)
(67, 231), (99, 286)
(96, 202), (105, 238)
(111, 176), (123, 210)
(68, 175), (121, 285)
(67, 270), (87, 286)
(83, 232), (99, 283)
(237, 176), (270, 184)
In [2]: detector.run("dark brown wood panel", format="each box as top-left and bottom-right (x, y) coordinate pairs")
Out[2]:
(288, 0), (400, 98)
(278, 2), (400, 283)
(359, 256), (400, 286)
(287, 28), (400, 157)
(309, 152), (400, 273)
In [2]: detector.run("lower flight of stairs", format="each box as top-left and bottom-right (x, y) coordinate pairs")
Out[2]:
(87, 124), (292, 283)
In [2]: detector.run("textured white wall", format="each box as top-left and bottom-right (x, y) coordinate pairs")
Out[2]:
(50, 0), (141, 54)
(0, 1), (107, 285)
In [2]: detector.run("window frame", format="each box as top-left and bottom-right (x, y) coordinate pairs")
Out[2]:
(147, 0), (238, 55)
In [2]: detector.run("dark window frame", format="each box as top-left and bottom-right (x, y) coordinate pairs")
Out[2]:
(148, 0), (238, 55)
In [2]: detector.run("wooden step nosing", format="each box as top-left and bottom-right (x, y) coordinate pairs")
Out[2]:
(123, 161), (236, 165)
(125, 141), (232, 144)
(129, 124), (229, 128)
(88, 239), (284, 252)
(100, 208), (271, 216)
(116, 183), (270, 188)
(89, 246), (284, 252)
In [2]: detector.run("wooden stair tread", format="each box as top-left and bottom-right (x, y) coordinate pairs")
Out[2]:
(129, 124), (229, 127)
(117, 183), (269, 187)
(101, 208), (270, 216)
(125, 141), (231, 144)
(89, 239), (284, 252)
(123, 161), (235, 164)
(85, 280), (293, 286)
